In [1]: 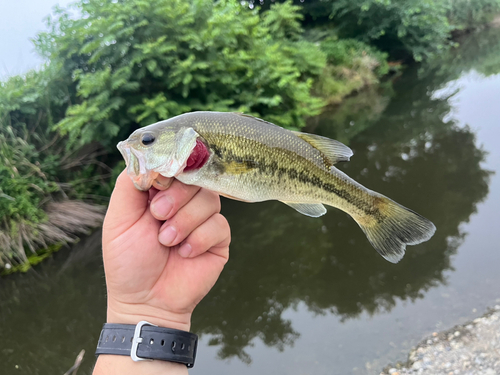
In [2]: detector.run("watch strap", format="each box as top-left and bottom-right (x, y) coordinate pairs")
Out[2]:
(95, 321), (198, 367)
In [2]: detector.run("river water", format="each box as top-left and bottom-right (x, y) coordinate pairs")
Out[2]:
(1, 28), (499, 375)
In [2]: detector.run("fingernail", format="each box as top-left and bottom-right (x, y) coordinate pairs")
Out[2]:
(152, 196), (173, 218)
(159, 226), (177, 246)
(178, 243), (192, 258)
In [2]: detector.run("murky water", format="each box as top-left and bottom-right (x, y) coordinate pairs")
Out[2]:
(1, 28), (500, 375)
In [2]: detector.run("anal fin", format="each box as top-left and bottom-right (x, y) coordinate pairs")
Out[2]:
(282, 202), (327, 217)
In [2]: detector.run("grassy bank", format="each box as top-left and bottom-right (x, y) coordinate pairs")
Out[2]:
(1, 0), (499, 273)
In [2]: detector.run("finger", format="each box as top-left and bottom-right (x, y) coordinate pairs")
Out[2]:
(103, 170), (149, 235)
(158, 189), (221, 247)
(150, 179), (201, 220)
(149, 187), (159, 201)
(152, 175), (173, 190)
(177, 213), (231, 259)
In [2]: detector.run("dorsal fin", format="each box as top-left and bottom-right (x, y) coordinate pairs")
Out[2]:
(234, 112), (278, 127)
(233, 112), (353, 164)
(292, 131), (353, 164)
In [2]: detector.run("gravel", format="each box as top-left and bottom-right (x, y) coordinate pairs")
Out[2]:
(380, 305), (500, 375)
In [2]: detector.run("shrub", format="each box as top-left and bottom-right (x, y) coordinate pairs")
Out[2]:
(0, 70), (105, 268)
(314, 37), (389, 103)
(34, 0), (327, 148)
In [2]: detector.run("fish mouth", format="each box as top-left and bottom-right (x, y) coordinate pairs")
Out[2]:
(117, 140), (158, 191)
(117, 141), (132, 169)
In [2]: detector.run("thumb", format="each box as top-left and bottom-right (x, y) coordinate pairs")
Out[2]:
(103, 169), (149, 238)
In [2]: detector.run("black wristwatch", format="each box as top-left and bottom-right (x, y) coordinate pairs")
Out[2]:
(95, 321), (198, 367)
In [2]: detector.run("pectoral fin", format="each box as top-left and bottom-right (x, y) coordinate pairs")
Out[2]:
(292, 131), (353, 164)
(282, 202), (327, 217)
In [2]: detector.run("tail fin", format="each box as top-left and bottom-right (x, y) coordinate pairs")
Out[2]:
(354, 196), (436, 263)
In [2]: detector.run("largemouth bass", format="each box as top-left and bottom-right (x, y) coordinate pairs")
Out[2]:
(118, 111), (435, 263)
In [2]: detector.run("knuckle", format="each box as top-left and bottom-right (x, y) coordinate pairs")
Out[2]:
(204, 190), (221, 212)
(190, 232), (209, 251)
(213, 213), (231, 235)
(176, 213), (195, 236)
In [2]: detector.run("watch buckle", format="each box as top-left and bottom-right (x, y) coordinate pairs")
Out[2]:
(131, 320), (158, 362)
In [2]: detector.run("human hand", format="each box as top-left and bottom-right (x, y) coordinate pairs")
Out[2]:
(101, 171), (231, 331)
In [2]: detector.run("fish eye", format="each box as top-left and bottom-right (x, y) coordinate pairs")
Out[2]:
(141, 133), (156, 146)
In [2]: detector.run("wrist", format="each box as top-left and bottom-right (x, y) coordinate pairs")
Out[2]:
(95, 320), (198, 372)
(107, 298), (191, 332)
(94, 354), (188, 375)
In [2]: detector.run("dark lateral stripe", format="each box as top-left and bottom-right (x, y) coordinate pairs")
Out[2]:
(210, 144), (383, 220)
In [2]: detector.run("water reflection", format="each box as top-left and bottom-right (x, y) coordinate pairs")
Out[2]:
(306, 85), (392, 145)
(0, 233), (105, 374)
(0, 27), (498, 375)
(189, 30), (494, 364)
(193, 117), (490, 363)
(422, 26), (500, 84)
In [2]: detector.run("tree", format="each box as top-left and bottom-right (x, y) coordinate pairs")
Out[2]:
(35, 0), (327, 148)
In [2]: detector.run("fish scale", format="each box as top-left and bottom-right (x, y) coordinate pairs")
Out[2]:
(184, 131), (370, 215)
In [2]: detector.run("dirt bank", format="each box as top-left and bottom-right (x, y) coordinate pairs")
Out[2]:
(380, 305), (500, 375)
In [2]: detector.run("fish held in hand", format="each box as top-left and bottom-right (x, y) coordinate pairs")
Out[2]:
(117, 111), (436, 263)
